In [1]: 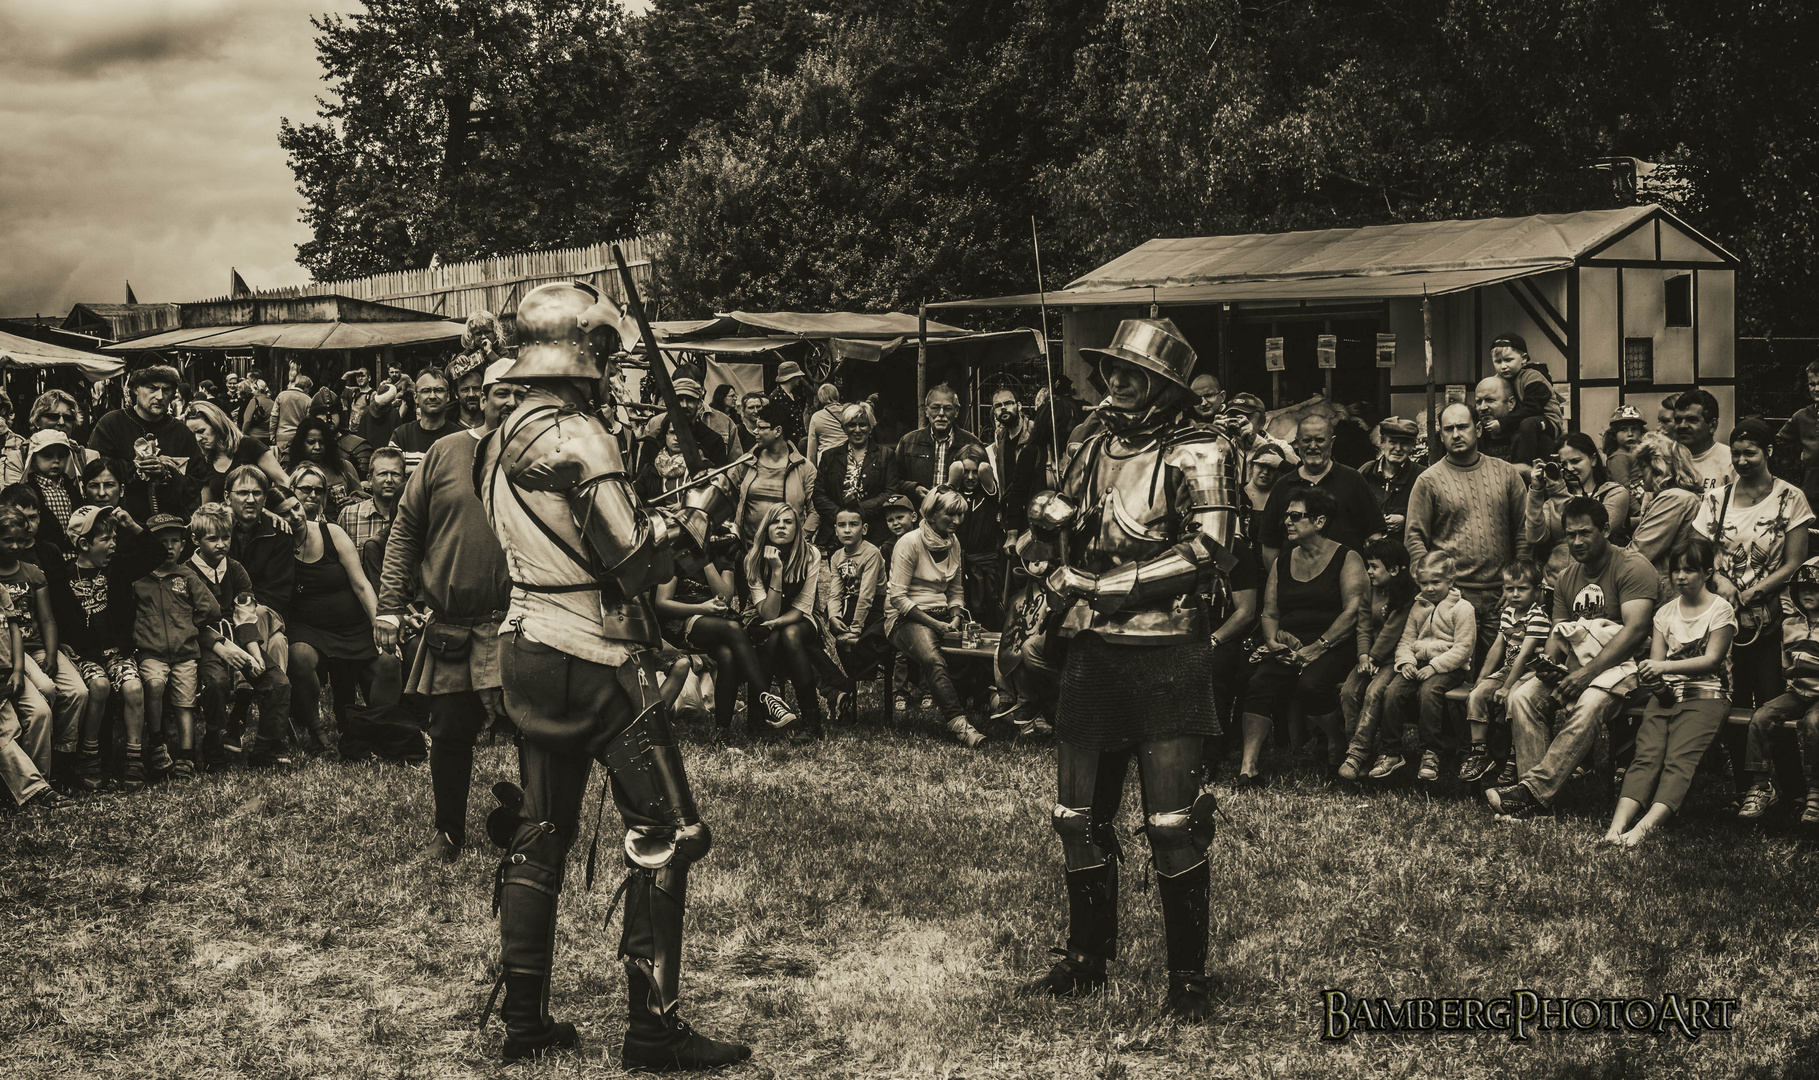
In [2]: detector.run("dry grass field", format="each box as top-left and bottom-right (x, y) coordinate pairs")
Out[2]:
(3, 715), (1815, 1079)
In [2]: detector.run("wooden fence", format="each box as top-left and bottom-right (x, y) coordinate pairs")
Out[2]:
(207, 236), (658, 321)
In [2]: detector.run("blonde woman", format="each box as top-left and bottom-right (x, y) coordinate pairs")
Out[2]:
(885, 486), (981, 747)
(1628, 432), (1704, 600)
(743, 502), (825, 738)
(186, 400), (287, 504)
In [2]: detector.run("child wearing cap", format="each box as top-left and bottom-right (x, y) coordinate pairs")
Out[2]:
(24, 430), (81, 553)
(1603, 404), (1649, 507)
(1488, 333), (1565, 461)
(131, 514), (223, 782)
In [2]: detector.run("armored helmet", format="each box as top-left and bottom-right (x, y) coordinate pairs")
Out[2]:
(1079, 318), (1196, 392)
(507, 281), (636, 380)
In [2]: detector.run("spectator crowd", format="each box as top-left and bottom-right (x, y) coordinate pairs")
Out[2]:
(5, 324), (1819, 857)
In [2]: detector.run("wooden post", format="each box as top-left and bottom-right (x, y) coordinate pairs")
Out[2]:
(1422, 292), (1436, 448)
(1323, 317), (1334, 402)
(1269, 319), (1281, 409)
(1218, 303), (1231, 391)
(917, 304), (928, 418)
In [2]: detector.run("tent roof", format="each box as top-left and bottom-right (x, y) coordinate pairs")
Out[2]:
(933, 205), (1737, 310)
(661, 311), (975, 343)
(103, 320), (464, 353)
(643, 311), (1040, 366)
(0, 328), (124, 381)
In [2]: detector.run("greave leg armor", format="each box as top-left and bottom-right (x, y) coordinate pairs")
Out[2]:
(495, 819), (580, 1058)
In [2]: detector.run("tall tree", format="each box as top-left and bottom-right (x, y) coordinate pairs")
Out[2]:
(279, 0), (629, 280)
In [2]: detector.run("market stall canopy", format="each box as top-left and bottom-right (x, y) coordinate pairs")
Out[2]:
(100, 294), (464, 353)
(0, 328), (124, 381)
(930, 205), (1737, 310)
(646, 311), (1042, 365)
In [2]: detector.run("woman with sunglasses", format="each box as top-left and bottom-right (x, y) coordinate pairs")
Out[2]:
(1240, 484), (1367, 785)
(718, 397), (818, 546)
(284, 462), (380, 755)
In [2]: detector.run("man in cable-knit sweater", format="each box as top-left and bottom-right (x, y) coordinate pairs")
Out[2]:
(1404, 403), (1530, 660)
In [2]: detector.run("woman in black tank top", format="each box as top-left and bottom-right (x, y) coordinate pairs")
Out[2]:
(1236, 485), (1368, 784)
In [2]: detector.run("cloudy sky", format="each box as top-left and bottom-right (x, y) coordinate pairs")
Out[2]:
(0, 0), (650, 320)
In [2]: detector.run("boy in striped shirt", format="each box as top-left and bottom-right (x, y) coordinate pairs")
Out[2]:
(1460, 560), (1551, 783)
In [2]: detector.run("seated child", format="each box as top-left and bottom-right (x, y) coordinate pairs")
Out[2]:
(188, 503), (293, 770)
(826, 503), (886, 721)
(0, 571), (67, 809)
(1376, 549), (1477, 781)
(1337, 539), (1416, 781)
(1738, 556), (1819, 824)
(879, 493), (927, 713)
(1607, 538), (1736, 846)
(1459, 560), (1550, 784)
(1490, 333), (1565, 469)
(59, 506), (151, 790)
(0, 505), (87, 788)
(131, 514), (223, 781)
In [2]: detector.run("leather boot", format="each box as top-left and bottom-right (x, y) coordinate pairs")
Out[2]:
(619, 864), (751, 1070)
(494, 821), (578, 1062)
(1158, 862), (1213, 1021)
(1024, 862), (1116, 996)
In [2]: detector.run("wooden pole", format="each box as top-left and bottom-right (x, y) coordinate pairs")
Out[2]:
(917, 304), (928, 419)
(1422, 290), (1436, 451)
(1323, 318), (1334, 402)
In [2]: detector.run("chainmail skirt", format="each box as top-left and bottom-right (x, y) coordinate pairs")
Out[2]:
(1056, 632), (1220, 750)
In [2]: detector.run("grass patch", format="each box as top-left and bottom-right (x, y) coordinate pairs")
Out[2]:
(2, 714), (1813, 1078)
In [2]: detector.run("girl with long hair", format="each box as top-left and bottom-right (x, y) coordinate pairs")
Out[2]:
(285, 415), (364, 512)
(654, 534), (799, 738)
(185, 399), (287, 504)
(744, 502), (826, 738)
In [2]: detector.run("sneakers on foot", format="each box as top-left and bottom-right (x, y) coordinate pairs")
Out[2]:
(1803, 789), (1819, 827)
(920, 694), (934, 711)
(1417, 750), (1440, 782)
(145, 743), (174, 777)
(947, 715), (985, 749)
(1486, 782), (1542, 818)
(1457, 750), (1496, 783)
(1494, 760), (1518, 785)
(758, 691), (798, 730)
(121, 759), (146, 791)
(23, 788), (74, 810)
(1368, 754), (1404, 780)
(892, 695), (909, 715)
(1738, 780), (1780, 820)
(75, 749), (105, 792)
(170, 758), (197, 782)
(1337, 755), (1367, 782)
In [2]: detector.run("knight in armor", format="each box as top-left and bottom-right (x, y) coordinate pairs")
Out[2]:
(1019, 318), (1240, 1020)
(475, 281), (749, 1069)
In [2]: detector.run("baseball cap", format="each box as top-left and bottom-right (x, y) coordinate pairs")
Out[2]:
(672, 377), (705, 401)
(882, 494), (915, 515)
(1795, 558), (1819, 588)
(145, 513), (186, 537)
(775, 361), (807, 383)
(1609, 404), (1646, 426)
(1226, 393), (1265, 415)
(1250, 438), (1299, 467)
(66, 505), (113, 540)
(1492, 333), (1529, 355)
(482, 358), (519, 388)
(27, 429), (74, 457)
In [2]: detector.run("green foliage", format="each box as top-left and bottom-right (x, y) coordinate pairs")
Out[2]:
(279, 0), (630, 279)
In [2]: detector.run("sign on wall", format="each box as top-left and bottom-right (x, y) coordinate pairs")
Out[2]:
(1265, 337), (1284, 371)
(1317, 334), (1337, 369)
(1376, 333), (1396, 368)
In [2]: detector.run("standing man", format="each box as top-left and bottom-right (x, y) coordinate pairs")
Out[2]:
(338, 447), (405, 565)
(273, 366), (315, 462)
(377, 364), (521, 864)
(450, 352), (488, 432)
(389, 367), (465, 472)
(1490, 498), (1658, 818)
(773, 360), (812, 441)
(1404, 402), (1531, 650)
(88, 364), (210, 523)
(1189, 374), (1225, 424)
(1672, 389), (1736, 492)
(894, 385), (984, 502)
(1359, 417), (1421, 541)
(1020, 318), (1239, 1021)
(989, 388), (1041, 539)
(475, 283), (747, 1068)
(1474, 376), (1529, 468)
(634, 377), (728, 468)
(1258, 413), (1385, 562)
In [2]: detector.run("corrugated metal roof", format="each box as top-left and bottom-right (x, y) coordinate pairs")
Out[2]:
(1067, 206), (1668, 290)
(930, 265), (1555, 310)
(665, 312), (975, 342)
(103, 320), (463, 352)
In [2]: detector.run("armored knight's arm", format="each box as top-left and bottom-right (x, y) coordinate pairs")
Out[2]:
(502, 405), (718, 596)
(1040, 433), (1241, 614)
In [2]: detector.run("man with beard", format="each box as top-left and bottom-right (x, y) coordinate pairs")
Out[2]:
(88, 364), (210, 524)
(475, 282), (747, 1069)
(1359, 417), (1421, 541)
(1257, 413), (1385, 563)
(1020, 317), (1240, 1021)
(378, 360), (525, 864)
(389, 367), (466, 472)
(989, 388), (1042, 539)
(452, 352), (488, 432)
